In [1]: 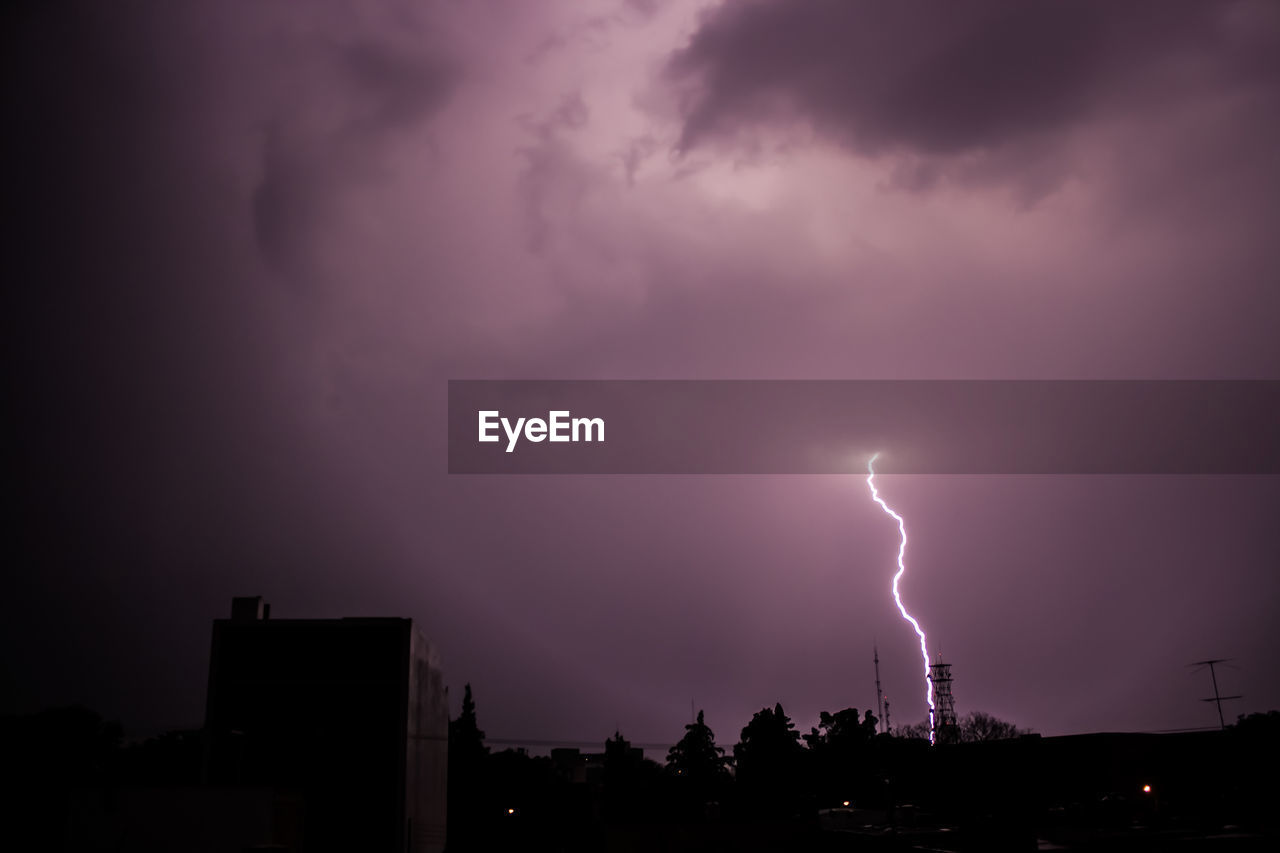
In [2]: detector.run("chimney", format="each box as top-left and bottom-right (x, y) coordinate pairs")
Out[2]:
(230, 596), (267, 622)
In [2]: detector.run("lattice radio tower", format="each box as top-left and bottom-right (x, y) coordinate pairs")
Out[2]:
(929, 658), (958, 744)
(873, 644), (887, 734)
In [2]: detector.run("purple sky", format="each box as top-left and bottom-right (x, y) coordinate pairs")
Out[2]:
(6, 0), (1279, 748)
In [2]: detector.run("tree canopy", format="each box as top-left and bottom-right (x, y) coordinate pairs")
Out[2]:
(666, 710), (730, 784)
(803, 707), (877, 751)
(449, 683), (489, 762)
(894, 710), (1029, 742)
(733, 703), (804, 808)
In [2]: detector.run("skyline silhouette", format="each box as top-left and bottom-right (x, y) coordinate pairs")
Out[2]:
(6, 3), (1279, 844)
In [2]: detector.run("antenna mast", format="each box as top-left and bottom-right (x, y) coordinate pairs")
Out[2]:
(873, 644), (886, 734)
(1190, 659), (1242, 729)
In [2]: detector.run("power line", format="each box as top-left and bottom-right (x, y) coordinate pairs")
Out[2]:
(487, 737), (675, 751)
(1139, 726), (1223, 734)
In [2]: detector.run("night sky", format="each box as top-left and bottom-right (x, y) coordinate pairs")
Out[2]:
(6, 1), (1279, 748)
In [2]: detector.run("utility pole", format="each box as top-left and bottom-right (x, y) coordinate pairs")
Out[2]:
(873, 644), (886, 734)
(1190, 659), (1242, 729)
(883, 696), (891, 736)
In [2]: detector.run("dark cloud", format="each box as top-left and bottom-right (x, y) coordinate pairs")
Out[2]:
(668, 1), (1277, 182)
(252, 39), (456, 271)
(2, 0), (458, 728)
(517, 93), (593, 253)
(340, 41), (456, 134)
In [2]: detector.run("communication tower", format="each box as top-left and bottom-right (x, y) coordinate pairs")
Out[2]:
(873, 644), (886, 734)
(928, 659), (958, 744)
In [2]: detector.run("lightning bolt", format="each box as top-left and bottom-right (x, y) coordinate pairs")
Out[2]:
(866, 453), (935, 744)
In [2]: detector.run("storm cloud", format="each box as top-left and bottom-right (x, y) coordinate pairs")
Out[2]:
(668, 0), (1280, 194)
(5, 0), (1278, 748)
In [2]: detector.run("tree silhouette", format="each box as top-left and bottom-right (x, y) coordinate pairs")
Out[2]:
(448, 684), (490, 847)
(734, 703), (804, 813)
(667, 710), (730, 784)
(803, 708), (877, 751)
(1234, 709), (1280, 735)
(1230, 710), (1280, 824)
(1, 706), (123, 848)
(894, 711), (1028, 742)
(449, 683), (489, 762)
(895, 719), (931, 741)
(604, 730), (664, 821)
(666, 710), (729, 817)
(802, 708), (882, 807)
(958, 710), (1028, 742)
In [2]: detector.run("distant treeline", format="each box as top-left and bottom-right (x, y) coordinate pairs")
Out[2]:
(3, 701), (1277, 851)
(446, 683), (1034, 847)
(446, 687), (1280, 851)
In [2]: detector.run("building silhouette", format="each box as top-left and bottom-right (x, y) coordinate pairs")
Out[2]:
(204, 597), (447, 852)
